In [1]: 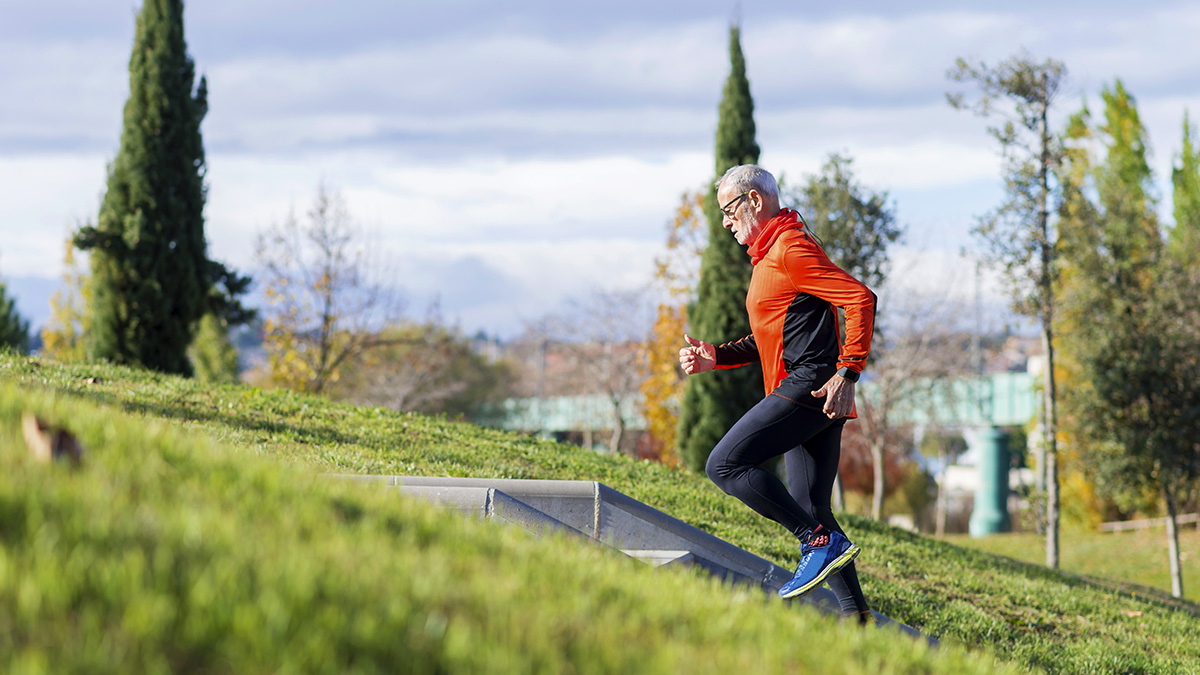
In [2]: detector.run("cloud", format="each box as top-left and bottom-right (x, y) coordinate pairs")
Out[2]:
(8, 0), (1200, 337)
(0, 38), (129, 153)
(377, 239), (664, 337)
(198, 150), (707, 338)
(748, 11), (1025, 105)
(0, 155), (107, 276)
(877, 245), (1023, 335)
(200, 149), (710, 263)
(762, 111), (1003, 192)
(200, 21), (724, 115)
(13, 2), (1200, 165)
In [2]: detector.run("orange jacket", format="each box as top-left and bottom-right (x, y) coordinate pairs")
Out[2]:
(714, 209), (876, 415)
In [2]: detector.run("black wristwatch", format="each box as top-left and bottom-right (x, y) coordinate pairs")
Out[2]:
(837, 366), (860, 383)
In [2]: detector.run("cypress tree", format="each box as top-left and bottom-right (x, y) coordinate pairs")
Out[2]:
(676, 25), (764, 472)
(75, 0), (209, 375)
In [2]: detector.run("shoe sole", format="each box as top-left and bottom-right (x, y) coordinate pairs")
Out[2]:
(779, 543), (861, 600)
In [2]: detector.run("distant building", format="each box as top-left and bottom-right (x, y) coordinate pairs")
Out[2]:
(494, 393), (649, 457)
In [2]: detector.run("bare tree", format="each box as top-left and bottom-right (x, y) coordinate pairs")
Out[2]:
(255, 183), (403, 393)
(335, 321), (517, 419)
(858, 279), (974, 521)
(536, 287), (653, 455)
(342, 326), (463, 410)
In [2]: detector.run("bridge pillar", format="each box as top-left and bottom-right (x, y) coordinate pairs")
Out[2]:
(968, 426), (1011, 537)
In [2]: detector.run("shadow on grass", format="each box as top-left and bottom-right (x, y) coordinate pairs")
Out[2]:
(853, 515), (1200, 619)
(62, 383), (369, 451)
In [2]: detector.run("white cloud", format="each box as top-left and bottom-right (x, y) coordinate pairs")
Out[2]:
(201, 20), (725, 117)
(748, 11), (1026, 98)
(765, 135), (1001, 192)
(203, 149), (712, 337)
(0, 154), (108, 276)
(9, 1), (1200, 338)
(1054, 5), (1200, 92)
(877, 245), (1021, 335)
(0, 39), (128, 147)
(885, 246), (1004, 301)
(368, 152), (710, 232)
(386, 238), (665, 336)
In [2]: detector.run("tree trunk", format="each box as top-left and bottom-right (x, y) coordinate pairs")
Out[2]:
(1042, 324), (1060, 569)
(1038, 103), (1060, 570)
(1030, 422), (1046, 535)
(832, 471), (845, 512)
(872, 437), (885, 521)
(1162, 474), (1185, 598)
(610, 425), (623, 455)
(936, 453), (949, 537)
(609, 397), (624, 455)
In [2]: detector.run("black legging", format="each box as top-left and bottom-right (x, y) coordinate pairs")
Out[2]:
(706, 393), (868, 614)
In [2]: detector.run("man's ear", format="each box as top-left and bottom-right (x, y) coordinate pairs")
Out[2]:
(748, 189), (764, 214)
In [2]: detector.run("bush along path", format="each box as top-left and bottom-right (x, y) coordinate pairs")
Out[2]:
(3, 353), (1200, 673)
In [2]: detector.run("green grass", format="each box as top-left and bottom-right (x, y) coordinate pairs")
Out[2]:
(0, 360), (1008, 674)
(3, 354), (1200, 673)
(948, 529), (1200, 603)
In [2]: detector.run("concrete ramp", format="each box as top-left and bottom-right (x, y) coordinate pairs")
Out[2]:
(335, 474), (928, 641)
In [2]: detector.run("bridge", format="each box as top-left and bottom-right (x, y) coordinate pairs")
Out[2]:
(495, 372), (1039, 438)
(495, 373), (1041, 537)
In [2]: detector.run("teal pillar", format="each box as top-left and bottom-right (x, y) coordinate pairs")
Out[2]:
(968, 426), (1011, 537)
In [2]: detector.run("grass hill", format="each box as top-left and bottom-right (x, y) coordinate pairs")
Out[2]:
(2, 353), (1198, 673)
(949, 529), (1200, 606)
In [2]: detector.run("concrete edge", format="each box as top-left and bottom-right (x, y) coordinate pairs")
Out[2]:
(329, 474), (934, 644)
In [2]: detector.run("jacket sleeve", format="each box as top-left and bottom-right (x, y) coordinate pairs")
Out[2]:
(714, 334), (758, 369)
(781, 238), (877, 374)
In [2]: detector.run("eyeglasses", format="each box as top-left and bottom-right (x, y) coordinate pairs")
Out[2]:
(720, 191), (750, 219)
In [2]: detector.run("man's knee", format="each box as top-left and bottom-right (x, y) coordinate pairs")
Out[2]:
(705, 449), (733, 490)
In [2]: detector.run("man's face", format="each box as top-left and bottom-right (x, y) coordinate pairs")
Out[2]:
(717, 184), (764, 246)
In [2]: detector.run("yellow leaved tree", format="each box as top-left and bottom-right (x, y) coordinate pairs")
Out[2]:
(40, 233), (92, 361)
(256, 183), (403, 394)
(639, 190), (706, 465)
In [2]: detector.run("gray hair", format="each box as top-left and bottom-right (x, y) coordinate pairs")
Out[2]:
(716, 164), (779, 205)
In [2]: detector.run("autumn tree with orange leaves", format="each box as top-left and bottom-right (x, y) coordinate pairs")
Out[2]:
(640, 190), (706, 465)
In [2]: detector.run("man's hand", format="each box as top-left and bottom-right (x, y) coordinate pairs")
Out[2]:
(679, 334), (716, 375)
(811, 373), (856, 419)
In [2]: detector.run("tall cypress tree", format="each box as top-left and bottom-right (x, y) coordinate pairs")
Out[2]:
(76, 0), (209, 375)
(676, 25), (763, 472)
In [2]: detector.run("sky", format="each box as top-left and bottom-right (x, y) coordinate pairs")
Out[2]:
(3, 0), (1200, 337)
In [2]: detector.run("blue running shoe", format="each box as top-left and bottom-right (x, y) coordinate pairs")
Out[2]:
(778, 530), (860, 599)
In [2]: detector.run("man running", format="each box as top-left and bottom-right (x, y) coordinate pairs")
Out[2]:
(679, 164), (875, 624)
